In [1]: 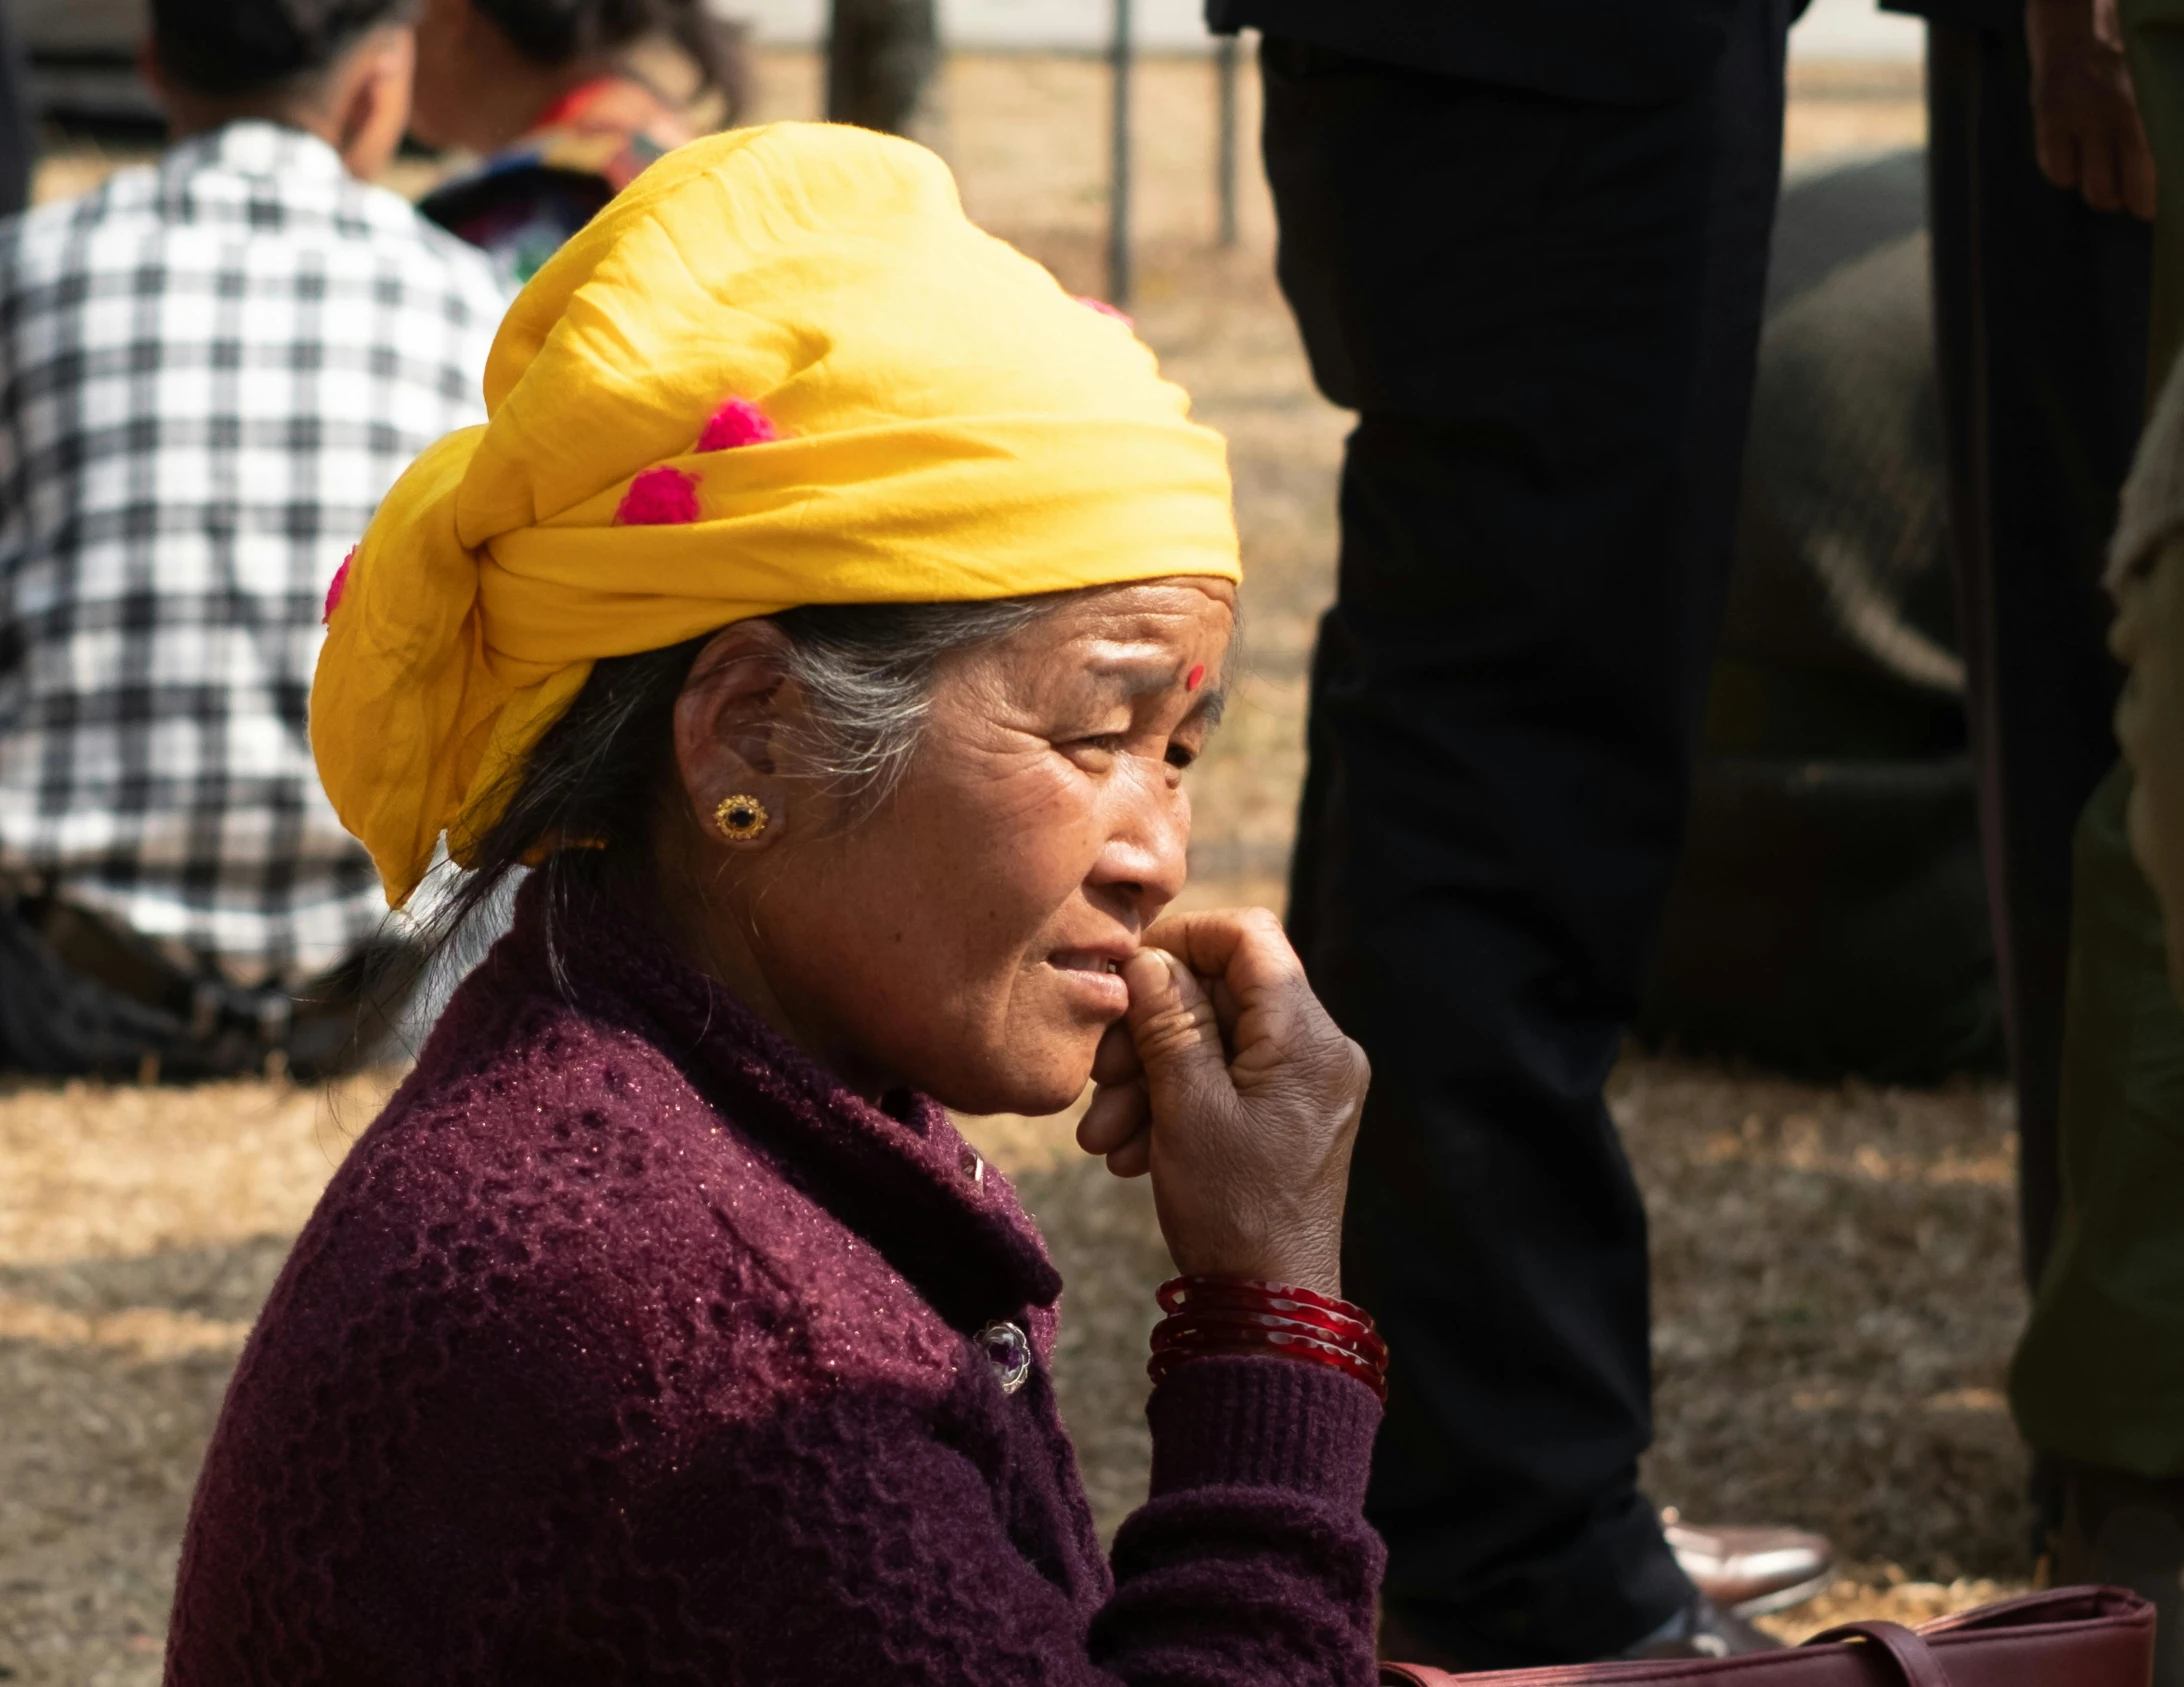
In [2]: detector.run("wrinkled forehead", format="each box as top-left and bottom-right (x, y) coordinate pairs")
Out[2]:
(1037, 576), (1237, 650)
(1004, 578), (1239, 697)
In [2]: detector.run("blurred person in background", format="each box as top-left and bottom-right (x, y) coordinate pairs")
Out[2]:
(1996, 0), (2184, 1674)
(1882, 0), (2155, 1538)
(2030, 340), (2184, 1687)
(410, 0), (747, 287)
(1206, 0), (1830, 1667)
(1902, 0), (2184, 1669)
(0, 0), (503, 1080)
(0, 0), (35, 218)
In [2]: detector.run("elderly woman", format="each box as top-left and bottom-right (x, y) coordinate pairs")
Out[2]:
(163, 125), (1384, 1684)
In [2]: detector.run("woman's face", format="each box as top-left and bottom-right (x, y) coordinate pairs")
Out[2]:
(676, 579), (1236, 1116)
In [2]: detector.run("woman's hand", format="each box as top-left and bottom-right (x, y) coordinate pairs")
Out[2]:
(1076, 908), (1368, 1299)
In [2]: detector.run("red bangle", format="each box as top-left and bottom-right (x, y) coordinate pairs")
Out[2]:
(1151, 1308), (1390, 1372)
(1147, 1275), (1389, 1402)
(1150, 1294), (1390, 1365)
(1157, 1276), (1364, 1323)
(1158, 1276), (1381, 1335)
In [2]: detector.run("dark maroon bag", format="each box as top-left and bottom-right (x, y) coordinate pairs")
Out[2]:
(1381, 1588), (2154, 1687)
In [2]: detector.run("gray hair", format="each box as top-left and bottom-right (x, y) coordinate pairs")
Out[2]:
(427, 595), (1074, 960)
(772, 596), (1061, 809)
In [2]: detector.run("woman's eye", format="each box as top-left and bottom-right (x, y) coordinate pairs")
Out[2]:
(1060, 731), (1200, 771)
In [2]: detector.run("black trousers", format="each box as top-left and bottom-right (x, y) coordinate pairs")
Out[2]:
(1924, 23), (2149, 1293)
(1260, 1), (1789, 1665)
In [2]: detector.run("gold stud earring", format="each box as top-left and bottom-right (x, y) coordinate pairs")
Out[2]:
(713, 793), (770, 842)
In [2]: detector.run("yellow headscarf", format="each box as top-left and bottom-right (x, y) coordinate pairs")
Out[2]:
(311, 122), (1241, 907)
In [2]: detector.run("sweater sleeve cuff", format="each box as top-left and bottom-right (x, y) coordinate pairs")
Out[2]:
(1146, 1353), (1380, 1510)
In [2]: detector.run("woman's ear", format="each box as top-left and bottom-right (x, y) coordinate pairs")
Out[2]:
(674, 620), (799, 850)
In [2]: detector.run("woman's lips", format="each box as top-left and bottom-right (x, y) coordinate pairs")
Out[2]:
(1047, 949), (1131, 1014)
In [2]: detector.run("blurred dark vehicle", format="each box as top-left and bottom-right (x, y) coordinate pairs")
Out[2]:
(16, 0), (157, 133)
(1638, 148), (2005, 1083)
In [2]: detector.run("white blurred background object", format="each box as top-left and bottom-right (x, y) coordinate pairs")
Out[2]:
(716, 0), (1928, 59)
(1790, 0), (1925, 62)
(11, 0), (1930, 64)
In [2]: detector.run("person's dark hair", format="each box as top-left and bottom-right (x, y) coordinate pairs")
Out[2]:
(422, 597), (1058, 992)
(151, 0), (416, 100)
(472, 0), (750, 113)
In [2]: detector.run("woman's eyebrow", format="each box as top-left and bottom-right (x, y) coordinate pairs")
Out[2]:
(1083, 651), (1212, 699)
(1075, 648), (1233, 723)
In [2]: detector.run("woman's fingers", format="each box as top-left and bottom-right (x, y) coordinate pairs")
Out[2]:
(1078, 1073), (1151, 1178)
(1142, 907), (1302, 997)
(1105, 1125), (1152, 1179)
(1089, 1017), (1142, 1087)
(1077, 1076), (1148, 1156)
(1140, 908), (1308, 1065)
(1118, 946), (1227, 1098)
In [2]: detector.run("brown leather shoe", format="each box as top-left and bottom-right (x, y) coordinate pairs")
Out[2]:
(1662, 1511), (1835, 1617)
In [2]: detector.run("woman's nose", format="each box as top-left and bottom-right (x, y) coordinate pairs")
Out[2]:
(1090, 781), (1190, 914)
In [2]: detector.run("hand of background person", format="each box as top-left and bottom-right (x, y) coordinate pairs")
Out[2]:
(1077, 908), (1368, 1300)
(2027, 0), (2158, 219)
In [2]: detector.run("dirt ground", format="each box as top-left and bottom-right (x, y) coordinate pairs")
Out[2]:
(0, 50), (2005, 1685)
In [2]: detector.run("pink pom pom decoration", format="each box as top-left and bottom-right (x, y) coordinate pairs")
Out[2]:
(1074, 295), (1135, 327)
(616, 465), (701, 526)
(697, 396), (780, 452)
(323, 548), (354, 624)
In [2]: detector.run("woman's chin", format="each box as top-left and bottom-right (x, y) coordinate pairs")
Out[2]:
(928, 1039), (1099, 1121)
(943, 1075), (1090, 1121)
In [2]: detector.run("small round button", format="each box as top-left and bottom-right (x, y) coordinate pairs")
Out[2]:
(976, 1320), (1031, 1395)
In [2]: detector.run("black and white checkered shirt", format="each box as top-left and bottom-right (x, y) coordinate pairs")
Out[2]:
(0, 122), (505, 988)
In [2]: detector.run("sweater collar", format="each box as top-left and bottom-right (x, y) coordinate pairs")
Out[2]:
(498, 876), (1066, 1328)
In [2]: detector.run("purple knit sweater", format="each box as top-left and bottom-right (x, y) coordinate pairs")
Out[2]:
(164, 883), (1386, 1684)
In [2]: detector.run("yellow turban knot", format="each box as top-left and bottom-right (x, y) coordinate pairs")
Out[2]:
(311, 121), (1242, 908)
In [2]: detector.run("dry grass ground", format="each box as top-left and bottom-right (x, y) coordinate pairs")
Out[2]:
(0, 50), (2004, 1684)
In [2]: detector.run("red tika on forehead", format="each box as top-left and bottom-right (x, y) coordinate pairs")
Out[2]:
(617, 466), (701, 526)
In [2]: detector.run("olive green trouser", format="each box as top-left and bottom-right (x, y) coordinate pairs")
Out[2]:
(2013, 765), (2184, 1476)
(2009, 3), (2184, 1480)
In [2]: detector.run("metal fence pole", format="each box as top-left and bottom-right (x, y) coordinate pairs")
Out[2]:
(826, 0), (939, 136)
(1215, 33), (1239, 248)
(1107, 0), (1133, 305)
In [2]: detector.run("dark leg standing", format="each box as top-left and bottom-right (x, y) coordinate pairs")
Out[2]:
(1923, 21), (2149, 1294)
(1267, 0), (1789, 1665)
